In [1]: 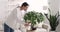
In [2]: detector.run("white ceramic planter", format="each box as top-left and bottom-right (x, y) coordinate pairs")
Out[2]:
(50, 31), (55, 32)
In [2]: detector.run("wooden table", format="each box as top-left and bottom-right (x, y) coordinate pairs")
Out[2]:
(27, 30), (36, 32)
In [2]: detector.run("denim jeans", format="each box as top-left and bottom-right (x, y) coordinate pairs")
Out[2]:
(4, 23), (14, 32)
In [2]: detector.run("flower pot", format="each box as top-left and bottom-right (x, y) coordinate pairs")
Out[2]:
(50, 31), (55, 32)
(50, 29), (56, 32)
(31, 26), (37, 31)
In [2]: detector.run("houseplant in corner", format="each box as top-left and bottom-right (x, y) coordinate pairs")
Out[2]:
(45, 8), (59, 32)
(24, 11), (44, 30)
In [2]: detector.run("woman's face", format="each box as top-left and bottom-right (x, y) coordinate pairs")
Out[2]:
(23, 6), (29, 11)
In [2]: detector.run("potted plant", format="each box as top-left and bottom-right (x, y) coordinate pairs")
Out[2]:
(45, 8), (59, 32)
(24, 11), (44, 30)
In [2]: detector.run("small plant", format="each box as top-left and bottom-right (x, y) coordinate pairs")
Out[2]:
(24, 11), (44, 30)
(45, 8), (59, 31)
(49, 15), (59, 31)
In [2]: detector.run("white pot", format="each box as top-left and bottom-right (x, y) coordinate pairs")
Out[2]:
(50, 31), (55, 32)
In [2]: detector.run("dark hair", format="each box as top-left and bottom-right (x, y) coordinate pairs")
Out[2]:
(21, 2), (29, 7)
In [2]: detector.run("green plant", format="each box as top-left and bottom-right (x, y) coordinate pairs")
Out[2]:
(24, 11), (44, 27)
(45, 8), (59, 31)
(49, 15), (58, 31)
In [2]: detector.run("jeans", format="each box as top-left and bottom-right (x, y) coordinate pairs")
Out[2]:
(4, 23), (14, 32)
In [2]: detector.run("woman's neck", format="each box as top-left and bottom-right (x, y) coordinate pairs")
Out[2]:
(20, 7), (24, 11)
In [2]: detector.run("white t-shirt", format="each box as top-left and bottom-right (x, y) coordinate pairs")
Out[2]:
(16, 8), (27, 32)
(17, 8), (26, 24)
(5, 8), (27, 31)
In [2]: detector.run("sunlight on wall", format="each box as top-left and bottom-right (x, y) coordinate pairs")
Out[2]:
(8, 0), (49, 14)
(17, 0), (49, 13)
(26, 0), (48, 12)
(0, 0), (8, 21)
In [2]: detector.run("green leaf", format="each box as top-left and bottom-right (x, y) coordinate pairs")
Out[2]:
(24, 11), (44, 26)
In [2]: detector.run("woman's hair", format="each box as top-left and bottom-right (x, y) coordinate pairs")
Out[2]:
(21, 2), (29, 7)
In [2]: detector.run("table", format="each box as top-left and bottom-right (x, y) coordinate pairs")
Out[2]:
(27, 28), (47, 32)
(27, 30), (36, 32)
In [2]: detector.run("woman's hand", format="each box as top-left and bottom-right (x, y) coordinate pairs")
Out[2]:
(24, 22), (31, 27)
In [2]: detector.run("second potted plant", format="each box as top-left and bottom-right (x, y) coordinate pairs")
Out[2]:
(45, 8), (59, 32)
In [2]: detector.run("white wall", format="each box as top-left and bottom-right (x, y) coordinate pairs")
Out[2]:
(0, 0), (8, 21)
(49, 0), (59, 15)
(8, 0), (48, 13)
(0, 0), (8, 31)
(56, 0), (60, 32)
